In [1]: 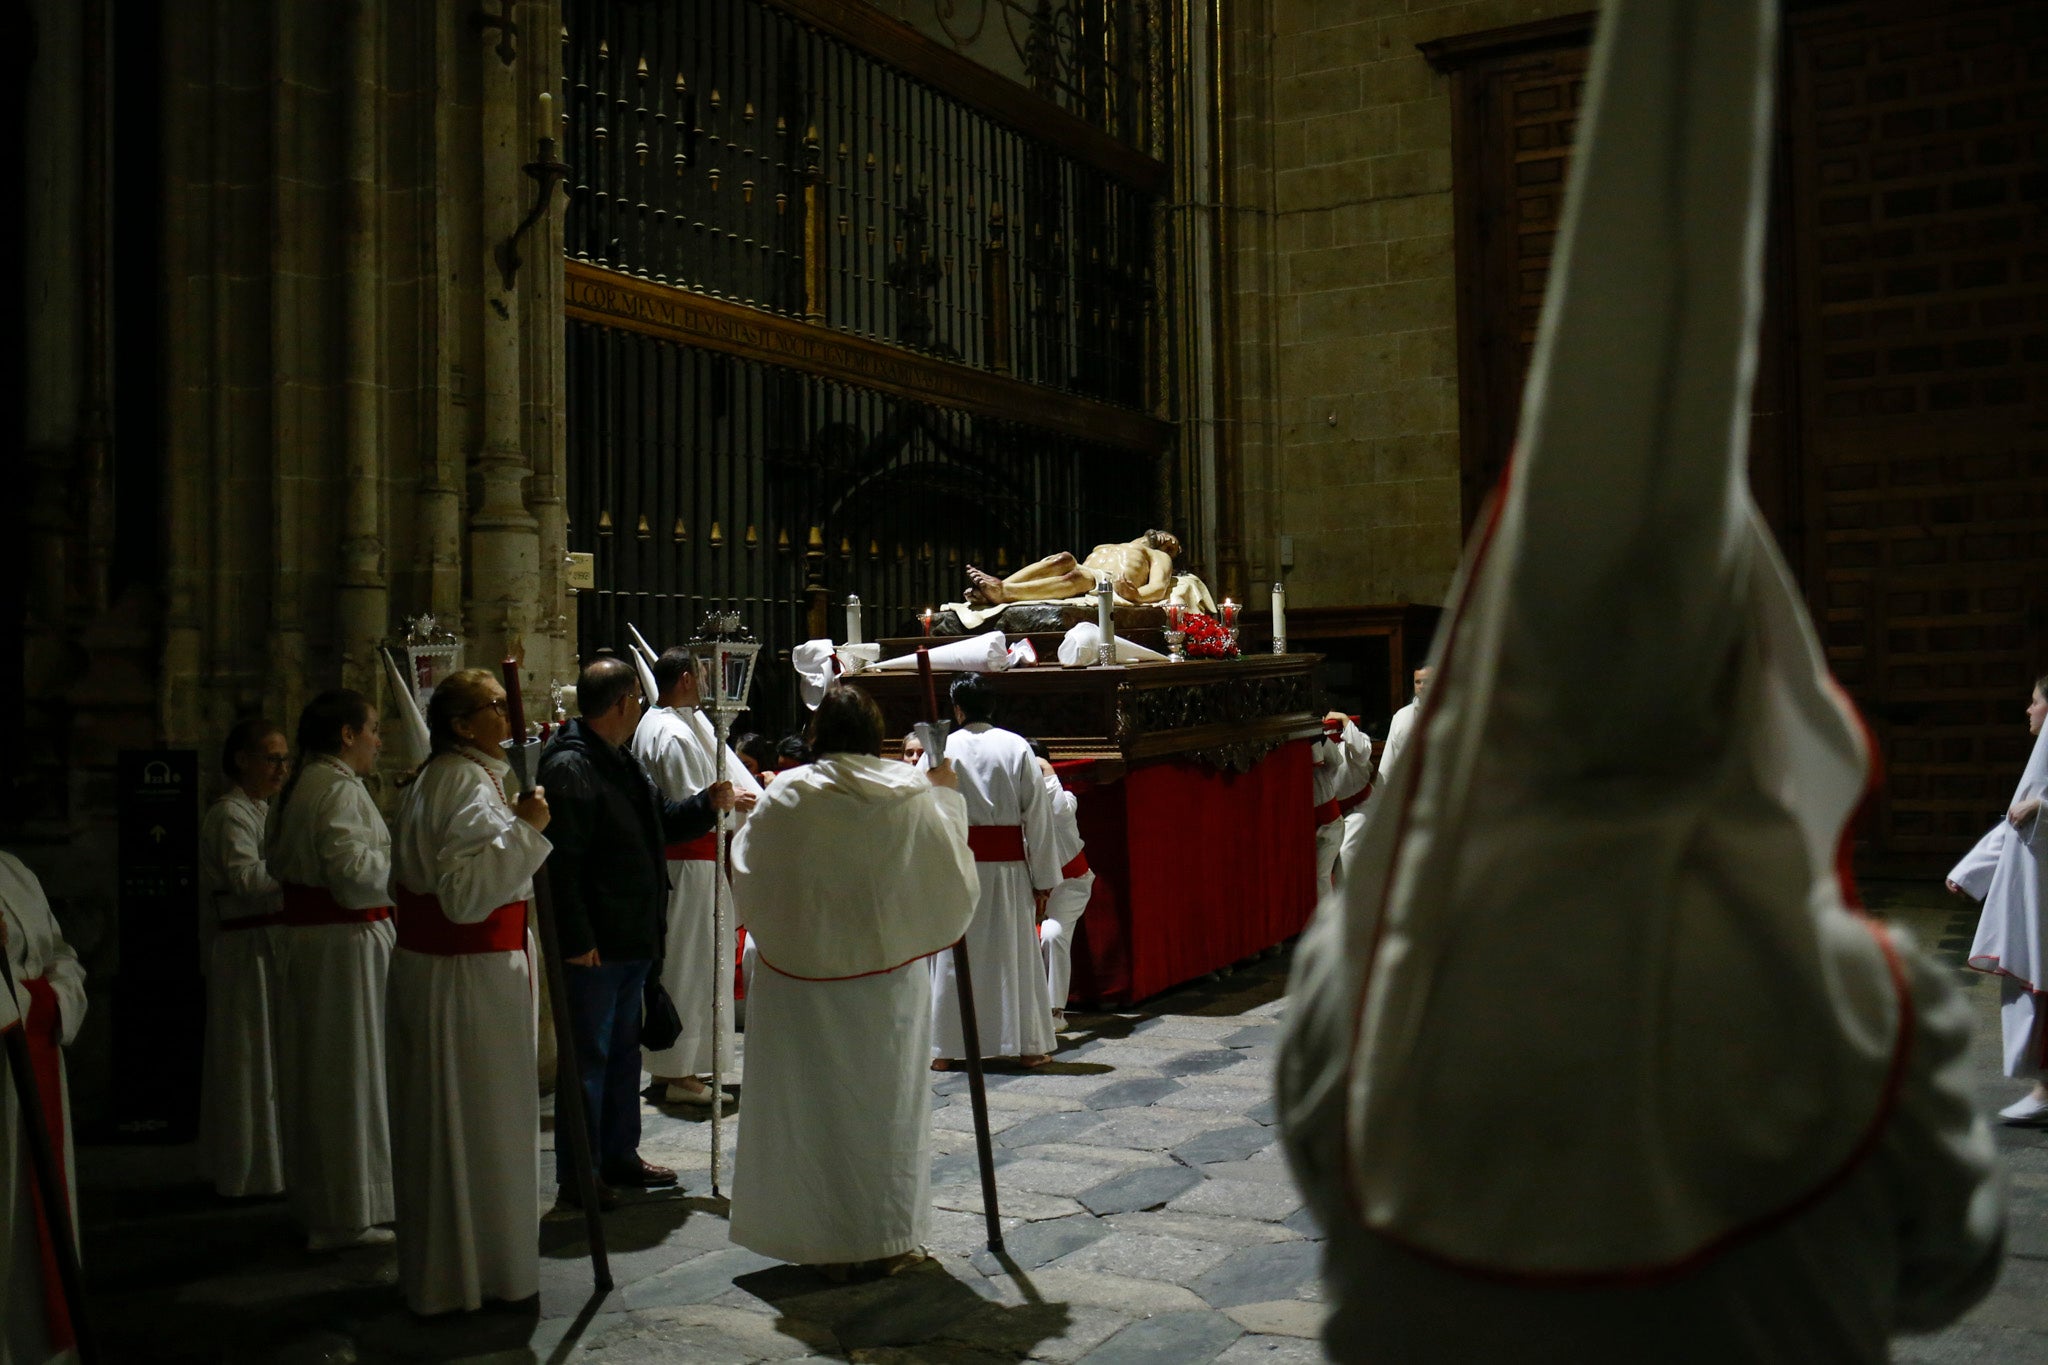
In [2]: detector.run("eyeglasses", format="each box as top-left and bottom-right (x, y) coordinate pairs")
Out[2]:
(465, 699), (510, 718)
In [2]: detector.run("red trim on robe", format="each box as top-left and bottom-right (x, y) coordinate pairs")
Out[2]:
(1061, 850), (1091, 880)
(280, 883), (391, 927)
(665, 831), (719, 861)
(13, 976), (75, 1351)
(1314, 800), (1341, 828)
(392, 886), (527, 956)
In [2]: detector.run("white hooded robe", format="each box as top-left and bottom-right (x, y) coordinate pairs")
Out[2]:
(197, 786), (287, 1198)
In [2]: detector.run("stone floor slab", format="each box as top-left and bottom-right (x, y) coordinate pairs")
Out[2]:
(1077, 1163), (1204, 1216)
(1174, 1125), (1277, 1165)
(968, 1214), (1111, 1274)
(1192, 1240), (1324, 1310)
(1072, 1309), (1244, 1365)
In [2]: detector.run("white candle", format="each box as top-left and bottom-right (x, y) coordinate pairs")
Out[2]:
(1096, 575), (1115, 635)
(1271, 583), (1287, 654)
(539, 91), (553, 116)
(845, 594), (863, 646)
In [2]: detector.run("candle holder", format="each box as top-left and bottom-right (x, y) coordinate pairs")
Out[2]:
(496, 134), (572, 292)
(919, 607), (935, 638)
(1165, 629), (1187, 663)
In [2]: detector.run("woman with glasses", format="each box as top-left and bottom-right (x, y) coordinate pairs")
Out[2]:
(197, 717), (292, 1199)
(269, 688), (395, 1252)
(387, 668), (551, 1314)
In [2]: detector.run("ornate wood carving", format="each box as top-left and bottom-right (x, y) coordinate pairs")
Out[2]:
(565, 262), (1171, 454)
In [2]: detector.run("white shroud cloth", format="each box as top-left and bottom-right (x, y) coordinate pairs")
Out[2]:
(387, 747), (552, 1314)
(0, 852), (86, 1365)
(932, 724), (1063, 1059)
(1277, 2), (1999, 1355)
(198, 788), (286, 1198)
(1311, 719), (1374, 890)
(631, 705), (765, 1078)
(1957, 720), (2048, 1075)
(268, 755), (396, 1233)
(866, 631), (1019, 673)
(1035, 770), (1092, 1011)
(728, 754), (977, 1263)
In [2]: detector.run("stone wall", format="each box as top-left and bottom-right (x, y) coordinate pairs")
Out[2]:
(1230, 0), (1593, 608)
(159, 0), (575, 774)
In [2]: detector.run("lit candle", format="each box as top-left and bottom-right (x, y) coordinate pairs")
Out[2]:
(845, 593), (863, 646)
(920, 607), (935, 638)
(1220, 598), (1237, 629)
(1270, 583), (1287, 654)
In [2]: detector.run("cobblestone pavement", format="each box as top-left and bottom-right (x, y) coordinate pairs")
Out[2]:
(78, 948), (1323, 1364)
(74, 882), (2048, 1362)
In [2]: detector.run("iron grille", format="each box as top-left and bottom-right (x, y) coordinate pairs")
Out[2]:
(561, 0), (1154, 409)
(567, 321), (1156, 735)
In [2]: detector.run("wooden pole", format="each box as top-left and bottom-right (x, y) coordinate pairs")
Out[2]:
(917, 646), (1004, 1251)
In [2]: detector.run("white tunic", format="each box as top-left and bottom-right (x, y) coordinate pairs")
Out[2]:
(267, 755), (396, 1233)
(0, 851), (87, 1365)
(1311, 719), (1375, 890)
(1282, 0), (1999, 1350)
(388, 748), (551, 1314)
(931, 724), (1063, 1059)
(728, 755), (978, 1264)
(1957, 718), (2048, 1075)
(630, 706), (764, 1078)
(1035, 771), (1093, 1011)
(197, 788), (286, 1198)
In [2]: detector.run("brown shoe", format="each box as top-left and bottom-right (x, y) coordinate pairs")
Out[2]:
(602, 1156), (679, 1188)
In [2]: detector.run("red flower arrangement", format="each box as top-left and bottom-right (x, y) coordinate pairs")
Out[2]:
(1176, 610), (1237, 659)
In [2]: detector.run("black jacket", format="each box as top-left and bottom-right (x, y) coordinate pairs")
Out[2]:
(538, 717), (717, 961)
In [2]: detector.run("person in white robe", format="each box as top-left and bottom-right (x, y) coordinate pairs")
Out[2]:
(0, 852), (87, 1365)
(1027, 742), (1092, 1028)
(268, 688), (397, 1252)
(1338, 670), (1423, 876)
(631, 648), (762, 1106)
(387, 668), (553, 1315)
(729, 685), (978, 1273)
(930, 674), (1062, 1067)
(198, 718), (292, 1199)
(1278, 3), (2001, 1358)
(1310, 712), (1374, 891)
(1951, 674), (2048, 1120)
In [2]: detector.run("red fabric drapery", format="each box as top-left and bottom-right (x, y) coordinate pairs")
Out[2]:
(1061, 740), (1317, 1005)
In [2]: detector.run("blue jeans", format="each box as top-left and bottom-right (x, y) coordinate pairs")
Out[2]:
(558, 958), (650, 1185)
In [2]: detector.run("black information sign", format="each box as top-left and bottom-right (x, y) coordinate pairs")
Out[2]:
(113, 749), (203, 1140)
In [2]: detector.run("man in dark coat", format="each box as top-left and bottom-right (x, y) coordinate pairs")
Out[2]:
(539, 656), (734, 1205)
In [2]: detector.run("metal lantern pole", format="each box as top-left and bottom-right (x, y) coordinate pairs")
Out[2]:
(709, 711), (734, 1196)
(688, 611), (760, 1201)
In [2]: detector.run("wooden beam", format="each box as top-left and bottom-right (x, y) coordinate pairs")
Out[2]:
(759, 0), (1168, 196)
(565, 262), (1174, 455)
(1418, 12), (1595, 71)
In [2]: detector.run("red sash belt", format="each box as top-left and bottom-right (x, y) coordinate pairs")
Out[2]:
(1315, 800), (1342, 827)
(393, 886), (527, 956)
(665, 831), (719, 861)
(14, 975), (75, 1350)
(1338, 783), (1373, 816)
(967, 824), (1026, 862)
(220, 911), (287, 932)
(281, 883), (392, 928)
(1061, 850), (1091, 880)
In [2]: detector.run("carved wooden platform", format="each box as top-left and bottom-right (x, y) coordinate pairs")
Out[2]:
(855, 653), (1325, 771)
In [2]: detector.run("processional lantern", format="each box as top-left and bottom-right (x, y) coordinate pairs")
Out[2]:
(399, 614), (464, 711)
(685, 609), (762, 722)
